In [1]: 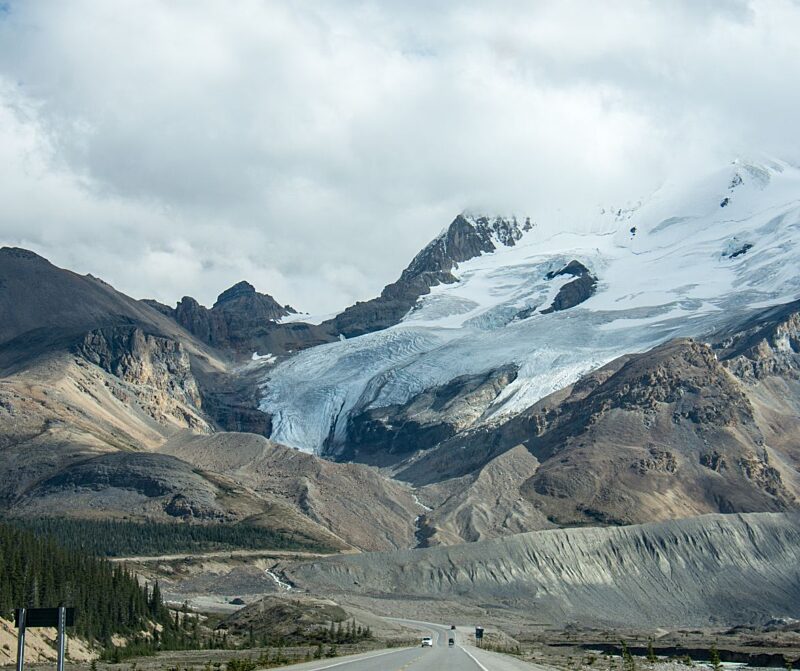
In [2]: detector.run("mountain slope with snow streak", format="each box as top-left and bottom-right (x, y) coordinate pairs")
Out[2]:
(261, 159), (800, 454)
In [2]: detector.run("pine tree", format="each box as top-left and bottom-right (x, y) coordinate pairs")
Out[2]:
(150, 582), (162, 618)
(710, 644), (722, 671)
(647, 639), (657, 664)
(621, 641), (636, 671)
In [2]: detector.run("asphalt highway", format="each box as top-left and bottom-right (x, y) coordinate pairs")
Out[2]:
(267, 619), (548, 671)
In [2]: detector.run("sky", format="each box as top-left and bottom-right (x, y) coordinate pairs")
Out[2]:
(1, 1), (800, 313)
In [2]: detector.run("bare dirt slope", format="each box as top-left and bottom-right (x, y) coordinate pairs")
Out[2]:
(284, 512), (800, 628)
(159, 432), (426, 551)
(415, 445), (551, 545)
(0, 351), (213, 507)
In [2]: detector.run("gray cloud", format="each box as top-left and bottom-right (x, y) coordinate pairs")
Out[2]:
(1, 0), (799, 311)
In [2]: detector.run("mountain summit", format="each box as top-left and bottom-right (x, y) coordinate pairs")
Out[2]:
(331, 214), (530, 337)
(147, 281), (295, 353)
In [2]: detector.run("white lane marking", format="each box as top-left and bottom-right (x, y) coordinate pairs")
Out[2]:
(294, 647), (412, 670)
(462, 646), (491, 671)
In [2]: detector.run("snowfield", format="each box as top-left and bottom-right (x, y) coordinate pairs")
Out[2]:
(261, 159), (800, 454)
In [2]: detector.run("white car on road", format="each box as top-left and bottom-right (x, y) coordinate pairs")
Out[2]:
(421, 636), (433, 647)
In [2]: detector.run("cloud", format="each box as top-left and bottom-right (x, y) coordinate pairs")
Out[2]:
(0, 0), (799, 311)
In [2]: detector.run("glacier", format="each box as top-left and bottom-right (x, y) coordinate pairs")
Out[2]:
(260, 159), (800, 454)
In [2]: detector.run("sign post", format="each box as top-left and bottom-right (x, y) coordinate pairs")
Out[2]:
(14, 608), (75, 671)
(15, 608), (26, 671)
(56, 607), (66, 671)
(475, 626), (484, 648)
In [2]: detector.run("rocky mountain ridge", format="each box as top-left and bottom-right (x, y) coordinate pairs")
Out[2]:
(145, 281), (296, 354)
(327, 215), (529, 338)
(145, 214), (530, 356)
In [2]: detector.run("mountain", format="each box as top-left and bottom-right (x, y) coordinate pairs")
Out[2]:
(251, 159), (800, 542)
(261, 159), (800, 458)
(0, 247), (221, 495)
(0, 248), (424, 552)
(2, 157), (800, 558)
(0, 247), (213, 368)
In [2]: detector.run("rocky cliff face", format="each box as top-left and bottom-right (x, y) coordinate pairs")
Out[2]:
(714, 299), (800, 380)
(153, 281), (296, 354)
(330, 215), (527, 337)
(194, 368), (273, 436)
(74, 325), (211, 431)
(77, 326), (202, 407)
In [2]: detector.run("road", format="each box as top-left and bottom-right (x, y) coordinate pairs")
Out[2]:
(107, 548), (336, 563)
(267, 619), (548, 671)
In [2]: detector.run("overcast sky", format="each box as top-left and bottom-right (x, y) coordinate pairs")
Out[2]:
(1, 1), (800, 312)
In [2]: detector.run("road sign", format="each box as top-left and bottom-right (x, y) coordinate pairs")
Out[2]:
(14, 607), (75, 671)
(475, 626), (484, 639)
(14, 608), (75, 628)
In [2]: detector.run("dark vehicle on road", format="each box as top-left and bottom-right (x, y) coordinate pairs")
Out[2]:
(448, 638), (455, 647)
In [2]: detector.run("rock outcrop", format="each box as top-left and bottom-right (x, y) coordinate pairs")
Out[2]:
(343, 365), (517, 464)
(77, 326), (202, 409)
(713, 298), (800, 381)
(153, 281), (297, 354)
(330, 215), (526, 338)
(541, 260), (598, 313)
(222, 595), (352, 642)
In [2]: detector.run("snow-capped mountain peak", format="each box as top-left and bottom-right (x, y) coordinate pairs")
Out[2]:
(403, 213), (529, 280)
(261, 159), (800, 454)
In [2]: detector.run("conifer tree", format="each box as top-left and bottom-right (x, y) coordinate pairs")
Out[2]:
(710, 644), (722, 671)
(647, 639), (657, 664)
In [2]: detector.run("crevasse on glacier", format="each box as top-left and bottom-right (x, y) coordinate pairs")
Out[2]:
(261, 159), (800, 454)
